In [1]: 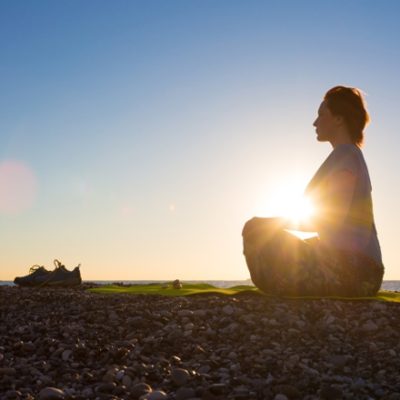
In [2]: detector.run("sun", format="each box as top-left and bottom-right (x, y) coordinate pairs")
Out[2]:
(254, 181), (316, 228)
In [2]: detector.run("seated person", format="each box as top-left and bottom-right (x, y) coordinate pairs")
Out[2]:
(242, 86), (384, 297)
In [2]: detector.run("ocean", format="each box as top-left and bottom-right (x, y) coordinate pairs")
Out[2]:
(1, 279), (400, 291)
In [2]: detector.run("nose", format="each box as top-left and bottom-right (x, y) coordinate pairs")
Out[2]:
(313, 118), (317, 127)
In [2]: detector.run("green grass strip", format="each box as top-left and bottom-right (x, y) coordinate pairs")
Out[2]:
(88, 283), (258, 296)
(88, 283), (400, 302)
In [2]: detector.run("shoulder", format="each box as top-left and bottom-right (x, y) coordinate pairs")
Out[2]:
(330, 144), (362, 174)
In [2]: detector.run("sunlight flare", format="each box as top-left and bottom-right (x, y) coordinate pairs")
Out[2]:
(254, 182), (315, 225)
(0, 160), (37, 215)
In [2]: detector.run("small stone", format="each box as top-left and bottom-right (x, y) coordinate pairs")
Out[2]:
(81, 388), (94, 398)
(61, 350), (72, 361)
(193, 309), (207, 317)
(39, 387), (66, 400)
(177, 310), (193, 317)
(184, 322), (195, 331)
(274, 395), (288, 400)
(5, 390), (22, 399)
(102, 371), (115, 383)
(96, 382), (117, 393)
(320, 385), (343, 400)
(328, 355), (348, 369)
(22, 342), (35, 353)
(175, 387), (196, 400)
(122, 374), (132, 387)
(141, 390), (168, 400)
(233, 386), (250, 397)
(115, 369), (125, 380)
(274, 384), (301, 398)
(387, 394), (400, 400)
(0, 367), (16, 375)
(209, 383), (227, 395)
(198, 365), (211, 374)
(361, 320), (378, 333)
(222, 305), (234, 315)
(352, 377), (366, 390)
(131, 383), (152, 397)
(228, 351), (237, 359)
(171, 368), (190, 386)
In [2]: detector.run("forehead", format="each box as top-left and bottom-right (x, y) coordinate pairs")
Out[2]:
(318, 100), (330, 114)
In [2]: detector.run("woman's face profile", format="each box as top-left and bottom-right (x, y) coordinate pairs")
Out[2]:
(313, 101), (338, 143)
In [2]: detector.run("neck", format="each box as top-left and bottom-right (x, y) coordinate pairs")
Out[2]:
(329, 128), (353, 148)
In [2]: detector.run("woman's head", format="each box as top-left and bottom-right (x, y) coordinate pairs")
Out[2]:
(313, 86), (370, 147)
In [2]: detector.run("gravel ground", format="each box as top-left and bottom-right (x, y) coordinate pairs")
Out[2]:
(1, 286), (400, 400)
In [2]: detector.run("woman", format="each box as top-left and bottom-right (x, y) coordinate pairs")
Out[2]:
(242, 86), (384, 297)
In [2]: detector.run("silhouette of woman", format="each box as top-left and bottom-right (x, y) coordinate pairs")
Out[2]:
(242, 86), (384, 296)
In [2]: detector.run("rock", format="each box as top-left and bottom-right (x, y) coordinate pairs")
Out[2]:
(171, 367), (190, 386)
(173, 279), (182, 289)
(39, 387), (66, 400)
(2, 285), (400, 400)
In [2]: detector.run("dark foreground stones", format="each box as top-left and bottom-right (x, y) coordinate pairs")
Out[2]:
(1, 286), (400, 399)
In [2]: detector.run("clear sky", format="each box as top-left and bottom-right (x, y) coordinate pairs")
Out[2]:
(1, 0), (400, 280)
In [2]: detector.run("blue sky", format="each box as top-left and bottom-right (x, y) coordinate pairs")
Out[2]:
(1, 0), (400, 280)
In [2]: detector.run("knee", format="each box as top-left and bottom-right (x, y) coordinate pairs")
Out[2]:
(242, 217), (287, 238)
(242, 217), (259, 237)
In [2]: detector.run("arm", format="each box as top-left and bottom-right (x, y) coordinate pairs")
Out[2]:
(317, 169), (356, 232)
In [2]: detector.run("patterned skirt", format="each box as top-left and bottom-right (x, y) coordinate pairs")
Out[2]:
(242, 218), (384, 297)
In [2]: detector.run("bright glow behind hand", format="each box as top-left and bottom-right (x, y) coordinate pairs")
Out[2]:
(254, 182), (315, 226)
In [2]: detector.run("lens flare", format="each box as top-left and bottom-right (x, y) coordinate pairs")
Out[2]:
(254, 183), (315, 224)
(0, 160), (37, 215)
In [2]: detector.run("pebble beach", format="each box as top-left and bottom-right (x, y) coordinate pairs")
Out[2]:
(1, 286), (400, 400)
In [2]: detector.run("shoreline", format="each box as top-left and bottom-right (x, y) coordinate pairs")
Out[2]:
(1, 286), (400, 399)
